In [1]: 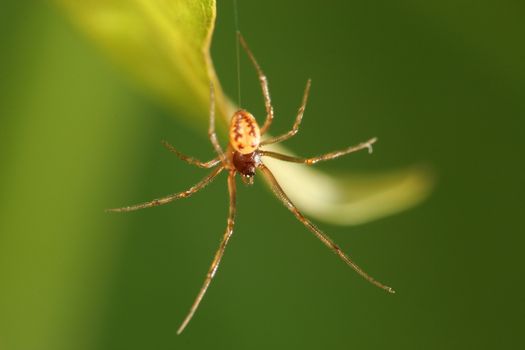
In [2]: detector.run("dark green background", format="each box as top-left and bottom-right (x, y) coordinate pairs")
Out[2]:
(1, 1), (523, 349)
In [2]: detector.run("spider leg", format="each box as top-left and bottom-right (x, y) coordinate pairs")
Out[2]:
(238, 33), (274, 135)
(208, 83), (226, 163)
(260, 137), (377, 165)
(177, 170), (237, 334)
(261, 79), (311, 145)
(258, 164), (395, 294)
(161, 140), (220, 169)
(106, 166), (224, 212)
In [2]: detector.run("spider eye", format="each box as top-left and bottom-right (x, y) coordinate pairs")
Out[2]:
(241, 174), (254, 185)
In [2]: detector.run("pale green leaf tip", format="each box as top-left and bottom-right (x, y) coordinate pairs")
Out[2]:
(264, 146), (435, 226)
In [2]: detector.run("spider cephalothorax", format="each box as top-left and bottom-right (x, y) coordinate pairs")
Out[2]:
(108, 33), (393, 335)
(231, 149), (260, 178)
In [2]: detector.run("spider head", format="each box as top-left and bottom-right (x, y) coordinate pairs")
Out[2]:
(229, 110), (261, 154)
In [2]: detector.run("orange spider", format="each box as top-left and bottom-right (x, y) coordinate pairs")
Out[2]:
(108, 34), (394, 334)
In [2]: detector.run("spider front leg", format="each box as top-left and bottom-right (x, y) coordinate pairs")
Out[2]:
(262, 79), (312, 146)
(161, 140), (220, 169)
(177, 170), (237, 334)
(106, 166), (224, 212)
(238, 33), (274, 135)
(259, 137), (377, 165)
(259, 164), (394, 294)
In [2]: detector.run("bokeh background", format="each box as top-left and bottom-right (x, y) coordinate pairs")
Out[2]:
(1, 1), (524, 349)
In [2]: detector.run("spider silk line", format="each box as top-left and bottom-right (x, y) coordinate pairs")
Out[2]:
(234, 0), (242, 108)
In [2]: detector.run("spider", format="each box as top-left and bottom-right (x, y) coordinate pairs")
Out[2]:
(108, 34), (395, 334)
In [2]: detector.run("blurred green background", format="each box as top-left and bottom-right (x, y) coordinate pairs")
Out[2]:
(1, 1), (524, 349)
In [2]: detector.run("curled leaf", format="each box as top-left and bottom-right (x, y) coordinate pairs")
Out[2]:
(56, 0), (434, 225)
(55, 0), (234, 123)
(263, 144), (434, 225)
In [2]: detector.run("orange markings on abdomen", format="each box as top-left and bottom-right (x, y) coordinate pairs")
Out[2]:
(229, 110), (261, 154)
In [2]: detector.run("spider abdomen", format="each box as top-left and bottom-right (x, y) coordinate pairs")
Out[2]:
(229, 110), (261, 154)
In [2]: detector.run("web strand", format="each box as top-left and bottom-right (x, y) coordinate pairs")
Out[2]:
(234, 0), (242, 107)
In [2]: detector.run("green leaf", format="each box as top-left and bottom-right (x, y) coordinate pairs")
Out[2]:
(55, 0), (234, 124)
(55, 0), (434, 225)
(263, 145), (435, 225)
